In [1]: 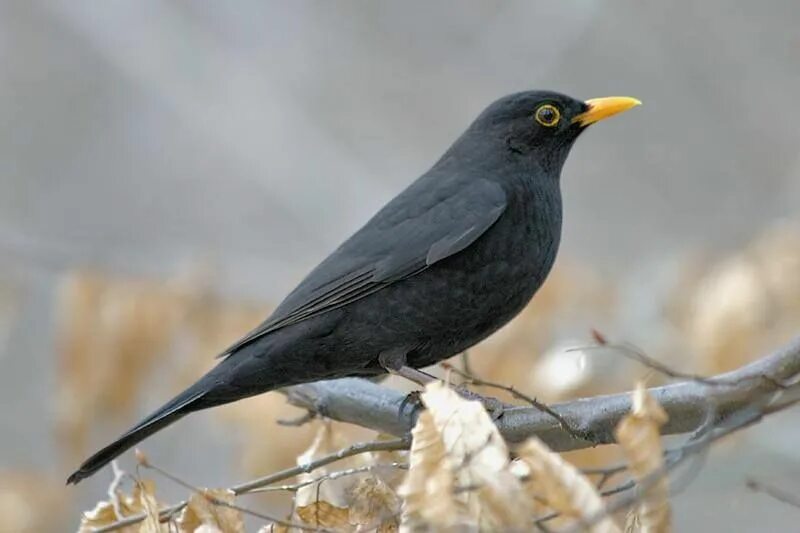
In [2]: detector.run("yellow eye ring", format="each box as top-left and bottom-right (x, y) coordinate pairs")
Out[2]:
(535, 104), (561, 127)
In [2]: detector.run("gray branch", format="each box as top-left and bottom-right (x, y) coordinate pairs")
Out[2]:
(98, 337), (800, 532)
(282, 336), (800, 452)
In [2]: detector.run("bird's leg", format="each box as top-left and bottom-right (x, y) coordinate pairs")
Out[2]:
(378, 350), (506, 419)
(379, 349), (437, 416)
(378, 349), (435, 387)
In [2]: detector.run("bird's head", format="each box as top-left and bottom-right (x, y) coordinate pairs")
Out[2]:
(464, 90), (641, 176)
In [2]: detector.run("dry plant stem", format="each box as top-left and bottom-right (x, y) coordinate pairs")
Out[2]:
(581, 464), (629, 490)
(533, 408), (728, 528)
(277, 409), (317, 427)
(139, 457), (335, 533)
(283, 336), (800, 451)
(94, 437), (408, 532)
(107, 461), (131, 519)
(93, 336), (800, 532)
(746, 478), (800, 509)
(93, 502), (186, 533)
(460, 350), (475, 379)
(246, 462), (408, 494)
(231, 437), (408, 494)
(578, 342), (790, 389)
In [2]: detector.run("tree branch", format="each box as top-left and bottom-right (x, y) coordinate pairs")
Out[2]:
(93, 437), (408, 532)
(746, 478), (800, 509)
(282, 336), (800, 452)
(92, 337), (800, 532)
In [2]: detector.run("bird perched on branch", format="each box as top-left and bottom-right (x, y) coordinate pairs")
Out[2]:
(68, 90), (640, 484)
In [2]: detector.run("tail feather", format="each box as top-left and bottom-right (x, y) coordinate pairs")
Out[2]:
(66, 388), (207, 485)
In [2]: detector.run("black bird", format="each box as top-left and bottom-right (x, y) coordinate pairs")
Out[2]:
(68, 90), (639, 484)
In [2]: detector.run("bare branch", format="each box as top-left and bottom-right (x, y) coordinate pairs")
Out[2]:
(282, 336), (800, 451)
(92, 336), (800, 532)
(95, 437), (408, 532)
(563, 391), (800, 533)
(246, 462), (407, 494)
(574, 341), (789, 389)
(746, 478), (800, 510)
(277, 409), (317, 427)
(230, 437), (408, 495)
(136, 450), (335, 532)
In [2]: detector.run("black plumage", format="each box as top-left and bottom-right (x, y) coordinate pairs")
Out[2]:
(68, 90), (639, 484)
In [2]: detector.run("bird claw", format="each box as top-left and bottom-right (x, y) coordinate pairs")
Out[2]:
(399, 390), (425, 417)
(397, 384), (511, 422)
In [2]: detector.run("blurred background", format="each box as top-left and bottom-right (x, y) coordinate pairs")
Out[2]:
(1, 1), (799, 531)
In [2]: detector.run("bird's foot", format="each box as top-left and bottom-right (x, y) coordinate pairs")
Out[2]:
(398, 390), (427, 419)
(396, 382), (509, 421)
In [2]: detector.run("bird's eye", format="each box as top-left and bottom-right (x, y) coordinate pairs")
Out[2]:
(535, 104), (561, 127)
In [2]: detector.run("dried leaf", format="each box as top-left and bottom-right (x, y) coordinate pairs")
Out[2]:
(177, 489), (244, 533)
(625, 509), (642, 532)
(138, 480), (165, 533)
(292, 423), (401, 530)
(296, 501), (350, 529)
(401, 382), (530, 530)
(348, 476), (400, 530)
(78, 479), (166, 533)
(294, 421), (355, 509)
(255, 525), (290, 533)
(425, 382), (530, 529)
(614, 384), (671, 533)
(397, 409), (460, 530)
(516, 439), (621, 533)
(193, 526), (224, 533)
(361, 433), (408, 487)
(78, 500), (126, 532)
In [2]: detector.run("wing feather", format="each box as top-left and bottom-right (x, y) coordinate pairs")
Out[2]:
(220, 178), (507, 356)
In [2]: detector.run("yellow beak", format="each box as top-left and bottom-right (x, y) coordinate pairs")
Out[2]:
(571, 96), (642, 126)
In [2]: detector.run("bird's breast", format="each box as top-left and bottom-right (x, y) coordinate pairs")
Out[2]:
(385, 181), (561, 343)
(340, 178), (563, 369)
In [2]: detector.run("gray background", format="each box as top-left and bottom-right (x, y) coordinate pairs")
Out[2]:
(1, 1), (799, 531)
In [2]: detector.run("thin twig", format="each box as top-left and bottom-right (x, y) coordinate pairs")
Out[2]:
(245, 462), (407, 494)
(278, 409), (318, 427)
(573, 341), (789, 390)
(460, 350), (476, 380)
(440, 361), (589, 443)
(93, 337), (800, 532)
(135, 450), (333, 532)
(107, 460), (132, 519)
(95, 437), (408, 532)
(231, 438), (408, 495)
(562, 395), (800, 533)
(529, 395), (792, 529)
(582, 463), (629, 491)
(283, 336), (800, 453)
(93, 502), (187, 533)
(746, 478), (800, 509)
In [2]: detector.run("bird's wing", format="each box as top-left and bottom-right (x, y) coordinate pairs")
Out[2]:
(220, 178), (507, 356)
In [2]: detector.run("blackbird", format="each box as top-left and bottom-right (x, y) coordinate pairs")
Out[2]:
(68, 90), (639, 484)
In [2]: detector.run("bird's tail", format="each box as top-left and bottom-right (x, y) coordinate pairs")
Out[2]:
(66, 382), (213, 485)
